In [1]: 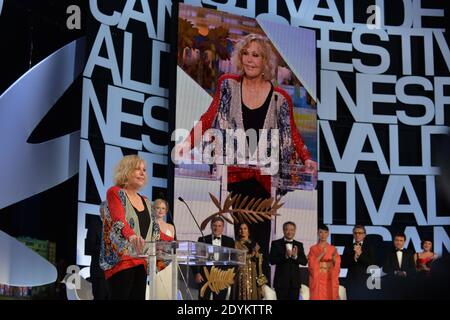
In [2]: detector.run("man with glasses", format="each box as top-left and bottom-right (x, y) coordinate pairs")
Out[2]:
(341, 225), (376, 299)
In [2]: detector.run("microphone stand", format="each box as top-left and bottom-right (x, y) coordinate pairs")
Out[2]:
(178, 196), (205, 242)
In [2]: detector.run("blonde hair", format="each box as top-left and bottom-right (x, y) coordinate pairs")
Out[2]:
(153, 198), (169, 211)
(113, 155), (147, 188)
(232, 33), (277, 81)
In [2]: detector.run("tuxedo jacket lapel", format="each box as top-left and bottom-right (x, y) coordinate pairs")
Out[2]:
(220, 236), (228, 247)
(278, 239), (287, 256)
(204, 234), (212, 244)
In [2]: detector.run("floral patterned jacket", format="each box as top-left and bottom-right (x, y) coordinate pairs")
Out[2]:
(99, 186), (160, 279)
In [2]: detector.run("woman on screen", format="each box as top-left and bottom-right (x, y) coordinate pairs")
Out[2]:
(177, 33), (316, 175)
(176, 33), (317, 280)
(308, 224), (340, 300)
(235, 222), (268, 300)
(99, 155), (160, 300)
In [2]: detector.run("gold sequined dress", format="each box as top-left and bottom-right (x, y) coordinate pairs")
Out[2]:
(235, 240), (268, 300)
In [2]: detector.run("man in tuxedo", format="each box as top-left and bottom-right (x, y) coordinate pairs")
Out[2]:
(382, 232), (416, 299)
(341, 225), (376, 300)
(194, 216), (235, 300)
(269, 221), (307, 300)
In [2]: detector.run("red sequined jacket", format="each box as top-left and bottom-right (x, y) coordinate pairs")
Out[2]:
(188, 74), (311, 194)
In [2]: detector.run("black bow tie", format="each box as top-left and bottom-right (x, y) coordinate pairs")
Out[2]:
(285, 240), (293, 244)
(214, 236), (221, 240)
(396, 249), (404, 252)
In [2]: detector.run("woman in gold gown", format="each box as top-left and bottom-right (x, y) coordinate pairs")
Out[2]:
(235, 222), (268, 300)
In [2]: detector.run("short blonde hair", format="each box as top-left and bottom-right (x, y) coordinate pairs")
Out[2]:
(232, 33), (277, 81)
(113, 155), (147, 188)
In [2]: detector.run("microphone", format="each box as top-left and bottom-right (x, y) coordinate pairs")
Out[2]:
(178, 196), (205, 241)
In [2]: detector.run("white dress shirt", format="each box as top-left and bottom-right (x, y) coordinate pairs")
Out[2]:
(396, 249), (403, 268)
(212, 236), (222, 246)
(212, 236), (222, 261)
(284, 238), (296, 259)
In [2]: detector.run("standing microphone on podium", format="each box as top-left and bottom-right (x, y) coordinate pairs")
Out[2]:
(178, 196), (208, 290)
(178, 196), (205, 242)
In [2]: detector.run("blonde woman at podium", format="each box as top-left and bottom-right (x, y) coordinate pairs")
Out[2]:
(100, 155), (160, 300)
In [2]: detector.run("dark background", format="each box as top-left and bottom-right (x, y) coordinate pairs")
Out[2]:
(0, 0), (87, 279)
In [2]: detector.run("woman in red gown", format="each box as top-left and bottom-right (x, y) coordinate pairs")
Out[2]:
(415, 239), (437, 278)
(308, 224), (340, 300)
(153, 199), (175, 271)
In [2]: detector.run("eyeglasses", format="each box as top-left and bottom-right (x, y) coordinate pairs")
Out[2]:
(353, 232), (365, 235)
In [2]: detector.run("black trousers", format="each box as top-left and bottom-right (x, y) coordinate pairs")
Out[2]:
(276, 288), (299, 300)
(107, 265), (146, 300)
(346, 281), (375, 300)
(90, 276), (110, 300)
(382, 276), (415, 299)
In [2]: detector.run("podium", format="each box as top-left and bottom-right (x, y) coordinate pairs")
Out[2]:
(131, 240), (246, 300)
